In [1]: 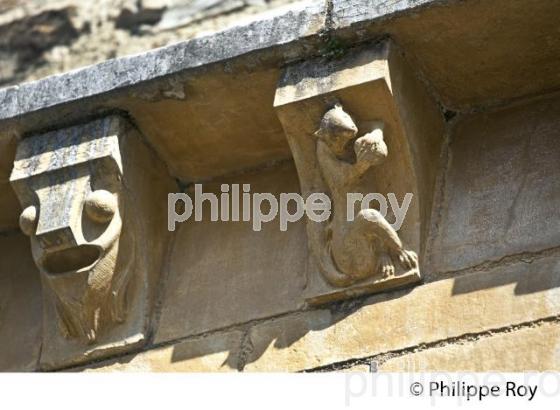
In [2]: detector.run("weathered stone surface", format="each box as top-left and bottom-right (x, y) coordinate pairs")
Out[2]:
(429, 95), (560, 274)
(81, 330), (244, 372)
(0, 184), (19, 231)
(119, 66), (294, 181)
(0, 0), (325, 122)
(0, 233), (42, 371)
(275, 43), (421, 303)
(0, 1), (326, 183)
(387, 46), (444, 256)
(155, 161), (308, 343)
(1, 0), (559, 376)
(243, 254), (560, 371)
(2, 0), (560, 144)
(332, 0), (436, 28)
(343, 364), (371, 372)
(0, 134), (19, 231)
(381, 321), (560, 371)
(333, 0), (560, 109)
(0, 0), (300, 89)
(274, 41), (443, 304)
(3, 0), (559, 186)
(9, 116), (177, 370)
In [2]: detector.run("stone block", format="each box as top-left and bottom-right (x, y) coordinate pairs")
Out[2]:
(274, 40), (444, 305)
(0, 1), (327, 185)
(343, 364), (371, 372)
(9, 116), (177, 370)
(0, 183), (19, 231)
(380, 321), (560, 371)
(0, 233), (42, 371)
(120, 67), (293, 181)
(332, 0), (435, 29)
(155, 161), (308, 343)
(430, 95), (560, 274)
(0, 134), (18, 231)
(333, 0), (560, 109)
(81, 330), (244, 372)
(387, 46), (444, 254)
(243, 254), (560, 371)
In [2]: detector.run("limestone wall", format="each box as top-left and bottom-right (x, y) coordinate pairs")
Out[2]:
(0, 0), (559, 372)
(86, 91), (560, 372)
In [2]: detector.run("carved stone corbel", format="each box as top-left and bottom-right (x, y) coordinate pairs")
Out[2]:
(10, 116), (175, 369)
(274, 41), (437, 305)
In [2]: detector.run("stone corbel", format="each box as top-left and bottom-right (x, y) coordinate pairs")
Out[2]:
(274, 40), (444, 305)
(9, 116), (175, 369)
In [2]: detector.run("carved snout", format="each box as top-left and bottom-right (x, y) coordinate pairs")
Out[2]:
(18, 184), (119, 274)
(19, 204), (80, 250)
(19, 202), (101, 274)
(37, 212), (80, 251)
(20, 192), (83, 252)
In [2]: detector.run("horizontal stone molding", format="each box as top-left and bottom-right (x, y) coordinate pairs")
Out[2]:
(81, 330), (244, 372)
(380, 319), (560, 372)
(243, 254), (560, 371)
(86, 253), (560, 372)
(0, 0), (326, 123)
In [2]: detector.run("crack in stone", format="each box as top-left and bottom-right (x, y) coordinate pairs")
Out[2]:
(305, 314), (560, 372)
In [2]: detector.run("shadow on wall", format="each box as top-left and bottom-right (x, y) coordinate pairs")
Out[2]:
(169, 287), (418, 371)
(451, 254), (560, 296)
(0, 232), (42, 371)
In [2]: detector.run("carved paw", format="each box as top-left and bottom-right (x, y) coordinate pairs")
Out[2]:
(354, 130), (388, 166)
(396, 249), (418, 270)
(378, 254), (395, 278)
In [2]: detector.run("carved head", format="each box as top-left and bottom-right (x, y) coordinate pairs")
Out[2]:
(314, 104), (358, 156)
(10, 118), (134, 344)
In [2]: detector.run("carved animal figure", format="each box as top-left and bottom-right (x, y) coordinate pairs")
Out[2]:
(314, 104), (418, 286)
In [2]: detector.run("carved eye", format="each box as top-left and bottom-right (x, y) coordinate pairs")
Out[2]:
(84, 190), (117, 223)
(19, 205), (37, 236)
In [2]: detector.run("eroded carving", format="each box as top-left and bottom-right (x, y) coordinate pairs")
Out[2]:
(313, 104), (418, 287)
(10, 116), (173, 368)
(274, 42), (423, 304)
